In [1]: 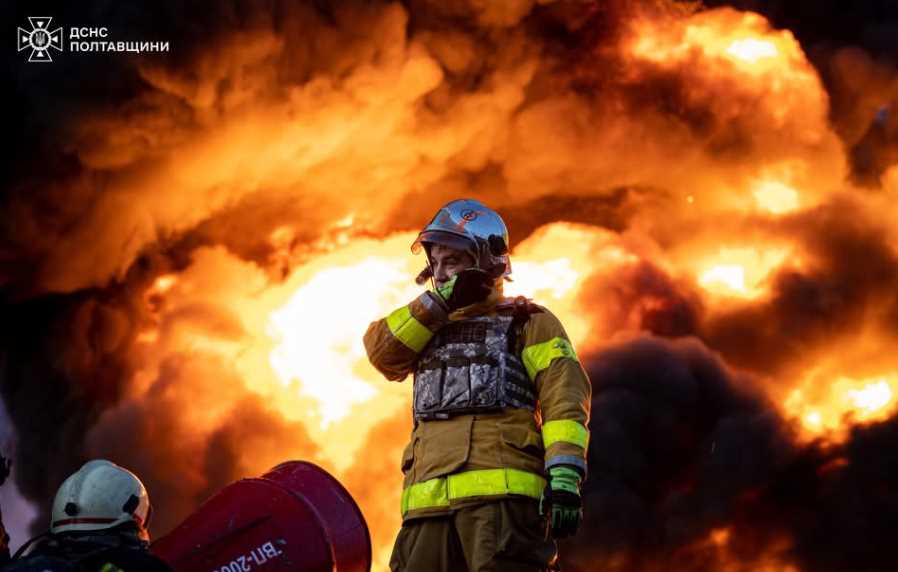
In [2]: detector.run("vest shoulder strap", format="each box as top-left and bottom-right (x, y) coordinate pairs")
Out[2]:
(504, 296), (542, 355)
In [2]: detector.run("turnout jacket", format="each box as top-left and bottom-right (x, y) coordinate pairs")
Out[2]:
(364, 286), (591, 521)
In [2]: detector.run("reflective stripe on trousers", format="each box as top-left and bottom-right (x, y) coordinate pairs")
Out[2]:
(401, 468), (545, 516)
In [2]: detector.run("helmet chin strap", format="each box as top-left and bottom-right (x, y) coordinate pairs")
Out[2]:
(416, 245), (436, 287)
(486, 261), (507, 279)
(414, 266), (433, 286)
(427, 247), (439, 292)
(417, 242), (501, 290)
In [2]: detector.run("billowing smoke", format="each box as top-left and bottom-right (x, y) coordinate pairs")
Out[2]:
(566, 336), (792, 571)
(563, 335), (897, 572)
(1, 0), (897, 569)
(703, 198), (898, 377)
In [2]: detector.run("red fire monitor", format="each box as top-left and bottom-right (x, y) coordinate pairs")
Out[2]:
(152, 461), (371, 572)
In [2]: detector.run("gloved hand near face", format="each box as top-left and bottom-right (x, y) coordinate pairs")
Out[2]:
(435, 268), (494, 311)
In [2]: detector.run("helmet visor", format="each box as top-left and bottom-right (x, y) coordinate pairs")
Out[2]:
(411, 230), (476, 256)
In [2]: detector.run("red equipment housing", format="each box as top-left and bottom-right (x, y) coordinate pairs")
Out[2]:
(151, 461), (371, 572)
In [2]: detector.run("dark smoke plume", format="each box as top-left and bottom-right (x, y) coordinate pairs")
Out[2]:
(565, 335), (898, 572)
(703, 197), (898, 377)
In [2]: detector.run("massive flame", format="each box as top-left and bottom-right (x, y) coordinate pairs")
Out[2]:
(786, 374), (898, 439)
(125, 8), (892, 570)
(627, 10), (815, 83)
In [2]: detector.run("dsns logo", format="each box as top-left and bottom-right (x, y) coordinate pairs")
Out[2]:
(17, 17), (63, 62)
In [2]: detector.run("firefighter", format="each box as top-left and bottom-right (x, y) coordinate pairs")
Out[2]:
(364, 199), (591, 571)
(4, 459), (172, 572)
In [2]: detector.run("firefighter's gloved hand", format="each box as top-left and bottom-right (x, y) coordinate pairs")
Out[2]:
(540, 466), (583, 539)
(435, 269), (493, 311)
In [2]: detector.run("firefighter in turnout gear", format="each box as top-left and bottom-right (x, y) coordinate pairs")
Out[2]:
(4, 460), (172, 572)
(364, 199), (591, 571)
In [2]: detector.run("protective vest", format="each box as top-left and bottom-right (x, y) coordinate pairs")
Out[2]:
(412, 310), (534, 420)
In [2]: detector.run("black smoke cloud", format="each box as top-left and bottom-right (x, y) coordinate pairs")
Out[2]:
(701, 198), (898, 376)
(564, 335), (897, 572)
(0, 292), (139, 515)
(578, 259), (702, 341)
(787, 413), (898, 572)
(567, 336), (793, 571)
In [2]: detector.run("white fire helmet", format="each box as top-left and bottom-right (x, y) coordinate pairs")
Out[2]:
(50, 459), (152, 540)
(411, 198), (512, 281)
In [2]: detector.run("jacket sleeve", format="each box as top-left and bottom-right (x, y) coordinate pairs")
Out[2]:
(363, 291), (450, 381)
(521, 308), (592, 477)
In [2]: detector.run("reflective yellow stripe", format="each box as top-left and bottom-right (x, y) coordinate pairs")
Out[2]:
(402, 475), (449, 514)
(401, 469), (545, 515)
(99, 564), (124, 572)
(542, 420), (589, 449)
(386, 305), (433, 353)
(521, 336), (578, 380)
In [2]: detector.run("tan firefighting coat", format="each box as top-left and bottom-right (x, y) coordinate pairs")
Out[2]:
(364, 284), (591, 521)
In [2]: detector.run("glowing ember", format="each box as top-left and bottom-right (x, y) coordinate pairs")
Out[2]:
(153, 274), (178, 293)
(710, 526), (731, 546)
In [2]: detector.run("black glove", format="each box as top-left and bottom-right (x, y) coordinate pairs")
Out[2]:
(435, 269), (494, 311)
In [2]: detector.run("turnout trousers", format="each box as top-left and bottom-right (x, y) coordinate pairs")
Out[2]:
(389, 499), (558, 572)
